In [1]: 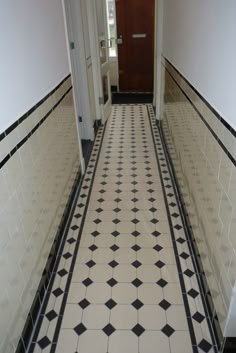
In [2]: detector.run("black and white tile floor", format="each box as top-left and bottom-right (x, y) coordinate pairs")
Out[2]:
(29, 105), (218, 353)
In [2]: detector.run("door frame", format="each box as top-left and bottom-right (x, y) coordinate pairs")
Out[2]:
(153, 0), (164, 120)
(87, 0), (112, 124)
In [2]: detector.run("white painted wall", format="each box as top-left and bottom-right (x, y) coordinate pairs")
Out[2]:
(0, 0), (70, 133)
(162, 0), (236, 129)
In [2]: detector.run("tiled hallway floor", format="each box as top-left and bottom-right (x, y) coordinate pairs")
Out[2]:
(30, 105), (218, 353)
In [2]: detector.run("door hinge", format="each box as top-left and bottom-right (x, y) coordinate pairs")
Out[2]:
(78, 116), (83, 122)
(70, 41), (75, 50)
(99, 97), (104, 105)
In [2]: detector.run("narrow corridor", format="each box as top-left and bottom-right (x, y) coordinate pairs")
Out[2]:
(31, 105), (217, 353)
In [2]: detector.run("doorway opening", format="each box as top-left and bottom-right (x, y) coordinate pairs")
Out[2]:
(105, 0), (155, 104)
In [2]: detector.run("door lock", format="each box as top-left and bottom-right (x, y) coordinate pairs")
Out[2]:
(117, 35), (123, 45)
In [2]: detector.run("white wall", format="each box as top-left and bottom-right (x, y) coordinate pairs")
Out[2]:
(163, 0), (236, 129)
(0, 0), (70, 133)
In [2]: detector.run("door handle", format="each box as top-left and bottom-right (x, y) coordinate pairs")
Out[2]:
(132, 34), (147, 39)
(107, 39), (112, 48)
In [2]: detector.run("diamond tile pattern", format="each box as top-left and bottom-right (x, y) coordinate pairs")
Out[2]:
(30, 105), (217, 353)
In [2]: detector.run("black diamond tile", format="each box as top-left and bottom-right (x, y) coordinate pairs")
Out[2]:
(161, 324), (175, 337)
(132, 260), (142, 268)
(89, 245), (98, 252)
(157, 279), (168, 288)
(105, 299), (117, 309)
(114, 198), (122, 203)
(152, 231), (161, 237)
(113, 207), (121, 213)
(132, 245), (141, 252)
(93, 218), (102, 224)
(150, 218), (159, 224)
(45, 310), (57, 321)
(132, 278), (143, 287)
(86, 260), (96, 268)
(159, 299), (171, 310)
(67, 237), (76, 244)
(132, 207), (139, 213)
(180, 252), (190, 260)
(176, 237), (185, 244)
(111, 231), (120, 237)
(188, 288), (199, 298)
(155, 260), (165, 269)
(107, 278), (118, 287)
(38, 336), (51, 349)
(132, 299), (144, 310)
(171, 213), (179, 218)
(91, 230), (100, 237)
(131, 198), (139, 203)
(153, 244), (163, 252)
(174, 224), (183, 230)
(184, 269), (194, 278)
(132, 324), (145, 337)
(149, 207), (157, 213)
(52, 287), (63, 297)
(71, 225), (79, 231)
(193, 312), (205, 323)
(74, 323), (87, 336)
(169, 202), (176, 207)
(99, 189), (106, 194)
(97, 198), (105, 203)
(78, 203), (84, 208)
(74, 213), (82, 219)
(198, 339), (212, 352)
(103, 324), (115, 336)
(110, 244), (119, 252)
(131, 230), (140, 237)
(96, 208), (103, 213)
(109, 260), (119, 268)
(82, 278), (93, 287)
(132, 218), (140, 224)
(112, 218), (120, 224)
(58, 269), (68, 277)
(63, 252), (72, 260)
(78, 299), (90, 309)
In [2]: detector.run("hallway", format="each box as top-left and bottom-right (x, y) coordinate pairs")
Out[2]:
(31, 105), (217, 353)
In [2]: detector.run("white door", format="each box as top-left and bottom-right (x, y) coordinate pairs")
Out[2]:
(64, 0), (94, 141)
(95, 0), (112, 122)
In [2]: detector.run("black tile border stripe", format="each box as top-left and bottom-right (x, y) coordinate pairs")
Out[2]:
(49, 124), (106, 353)
(16, 168), (82, 353)
(0, 85), (72, 170)
(1, 74), (70, 141)
(155, 111), (220, 352)
(18, 124), (103, 353)
(146, 106), (199, 353)
(158, 111), (236, 353)
(162, 57), (236, 167)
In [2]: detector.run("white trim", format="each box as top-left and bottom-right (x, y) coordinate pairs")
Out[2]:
(62, 0), (95, 142)
(153, 0), (164, 119)
(61, 0), (85, 174)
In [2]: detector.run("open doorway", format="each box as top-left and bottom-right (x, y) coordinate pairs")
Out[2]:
(105, 0), (155, 104)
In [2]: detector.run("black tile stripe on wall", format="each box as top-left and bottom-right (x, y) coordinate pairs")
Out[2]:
(0, 74), (71, 170)
(162, 57), (236, 167)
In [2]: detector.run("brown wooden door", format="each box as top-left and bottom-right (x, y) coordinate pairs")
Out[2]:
(116, 0), (155, 92)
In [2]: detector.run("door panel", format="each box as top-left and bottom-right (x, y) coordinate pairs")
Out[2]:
(116, 0), (155, 92)
(96, 0), (112, 121)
